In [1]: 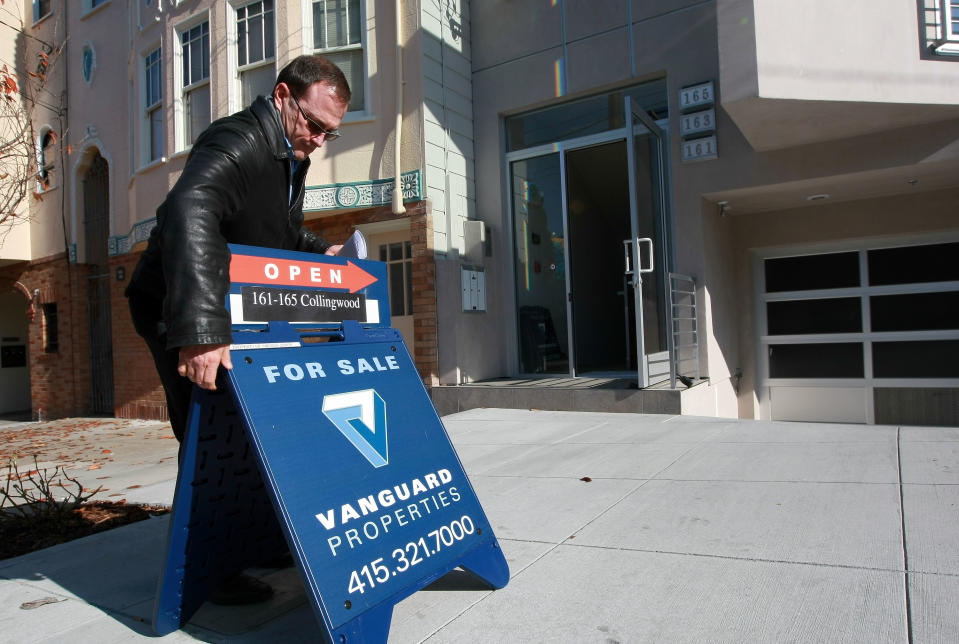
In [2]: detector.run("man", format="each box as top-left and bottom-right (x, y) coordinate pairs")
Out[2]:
(125, 55), (350, 604)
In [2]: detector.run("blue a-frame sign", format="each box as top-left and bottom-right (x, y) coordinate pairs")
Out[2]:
(153, 244), (509, 641)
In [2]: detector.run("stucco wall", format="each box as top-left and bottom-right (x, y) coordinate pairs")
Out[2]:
(471, 1), (726, 383)
(118, 0), (425, 249)
(751, 0), (959, 105)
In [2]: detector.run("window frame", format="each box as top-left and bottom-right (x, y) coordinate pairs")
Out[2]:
(35, 126), (57, 193)
(310, 0), (368, 116)
(174, 15), (212, 151)
(33, 0), (52, 24)
(141, 45), (164, 167)
(378, 239), (414, 318)
(229, 0), (277, 113)
(81, 0), (110, 18)
(42, 303), (59, 354)
(934, 0), (959, 55)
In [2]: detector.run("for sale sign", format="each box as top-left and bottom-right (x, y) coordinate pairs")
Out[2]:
(153, 246), (508, 643)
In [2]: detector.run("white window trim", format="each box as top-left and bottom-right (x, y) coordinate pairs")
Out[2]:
(173, 12), (212, 152)
(227, 0), (277, 114)
(306, 0), (370, 118)
(138, 43), (165, 170)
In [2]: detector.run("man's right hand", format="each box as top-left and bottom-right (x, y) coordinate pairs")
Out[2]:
(177, 344), (233, 390)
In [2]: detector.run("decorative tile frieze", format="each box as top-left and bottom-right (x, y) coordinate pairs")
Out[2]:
(108, 217), (156, 257)
(304, 170), (422, 212)
(106, 170), (423, 256)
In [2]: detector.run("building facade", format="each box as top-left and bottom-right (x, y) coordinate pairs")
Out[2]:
(2, 0), (958, 426)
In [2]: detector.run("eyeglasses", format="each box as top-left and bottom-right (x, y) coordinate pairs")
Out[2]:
(290, 93), (341, 141)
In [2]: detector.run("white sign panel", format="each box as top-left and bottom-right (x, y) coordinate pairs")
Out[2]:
(680, 108), (715, 137)
(679, 81), (714, 112)
(681, 135), (718, 162)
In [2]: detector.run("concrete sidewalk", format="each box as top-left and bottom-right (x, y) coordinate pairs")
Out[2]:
(1, 409), (957, 642)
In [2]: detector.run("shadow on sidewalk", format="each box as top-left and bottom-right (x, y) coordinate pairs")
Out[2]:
(0, 514), (169, 638)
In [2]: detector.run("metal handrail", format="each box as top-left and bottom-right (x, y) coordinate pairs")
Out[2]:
(668, 273), (700, 389)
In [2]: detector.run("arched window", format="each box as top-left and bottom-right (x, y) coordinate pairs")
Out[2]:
(37, 128), (56, 191)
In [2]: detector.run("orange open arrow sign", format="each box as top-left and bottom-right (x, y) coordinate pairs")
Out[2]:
(230, 254), (378, 294)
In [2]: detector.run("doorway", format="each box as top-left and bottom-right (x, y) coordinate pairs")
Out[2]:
(566, 141), (634, 374)
(510, 110), (670, 384)
(83, 151), (114, 414)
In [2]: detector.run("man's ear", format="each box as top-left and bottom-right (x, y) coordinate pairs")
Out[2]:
(273, 81), (289, 101)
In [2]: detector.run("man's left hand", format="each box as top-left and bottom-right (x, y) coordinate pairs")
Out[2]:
(177, 344), (233, 390)
(325, 244), (342, 255)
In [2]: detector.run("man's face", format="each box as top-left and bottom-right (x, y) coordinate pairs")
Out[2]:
(275, 81), (348, 161)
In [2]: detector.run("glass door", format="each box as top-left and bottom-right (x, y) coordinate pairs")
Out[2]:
(511, 153), (571, 375)
(625, 97), (670, 387)
(566, 141), (635, 375)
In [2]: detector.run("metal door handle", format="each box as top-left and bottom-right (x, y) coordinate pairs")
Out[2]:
(637, 237), (654, 273)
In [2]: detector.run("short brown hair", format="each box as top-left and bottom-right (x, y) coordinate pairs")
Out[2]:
(274, 55), (351, 105)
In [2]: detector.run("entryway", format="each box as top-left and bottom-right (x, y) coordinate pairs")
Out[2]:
(508, 94), (671, 387)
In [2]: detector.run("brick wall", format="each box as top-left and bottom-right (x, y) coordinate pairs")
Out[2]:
(0, 254), (91, 419)
(303, 200), (438, 386)
(110, 251), (167, 421)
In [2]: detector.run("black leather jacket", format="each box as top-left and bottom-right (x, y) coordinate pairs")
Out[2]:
(126, 95), (330, 349)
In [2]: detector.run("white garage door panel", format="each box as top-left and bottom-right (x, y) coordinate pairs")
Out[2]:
(769, 387), (868, 424)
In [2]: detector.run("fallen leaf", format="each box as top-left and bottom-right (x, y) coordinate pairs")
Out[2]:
(21, 597), (66, 610)
(101, 449), (112, 454)
(126, 485), (142, 489)
(580, 476), (592, 482)
(87, 463), (102, 471)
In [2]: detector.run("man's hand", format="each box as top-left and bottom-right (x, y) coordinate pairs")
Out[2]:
(177, 344), (233, 390)
(325, 244), (343, 255)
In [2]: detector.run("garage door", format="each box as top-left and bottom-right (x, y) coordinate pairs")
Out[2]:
(757, 239), (959, 425)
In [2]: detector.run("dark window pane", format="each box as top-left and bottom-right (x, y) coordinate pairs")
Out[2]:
(405, 262), (413, 314)
(325, 49), (364, 112)
(871, 292), (959, 332)
(238, 15), (248, 65)
(313, 1), (326, 48)
(265, 5), (275, 57)
(769, 343), (863, 378)
(505, 79), (668, 152)
(873, 340), (959, 378)
(349, 0), (361, 45)
(378, 244), (386, 262)
(43, 303), (58, 353)
(767, 298), (861, 335)
(202, 26), (210, 78)
(389, 242), (402, 262)
(248, 13), (263, 62)
(764, 252), (860, 293)
(868, 242), (959, 286)
(389, 262), (404, 316)
(150, 107), (163, 160)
